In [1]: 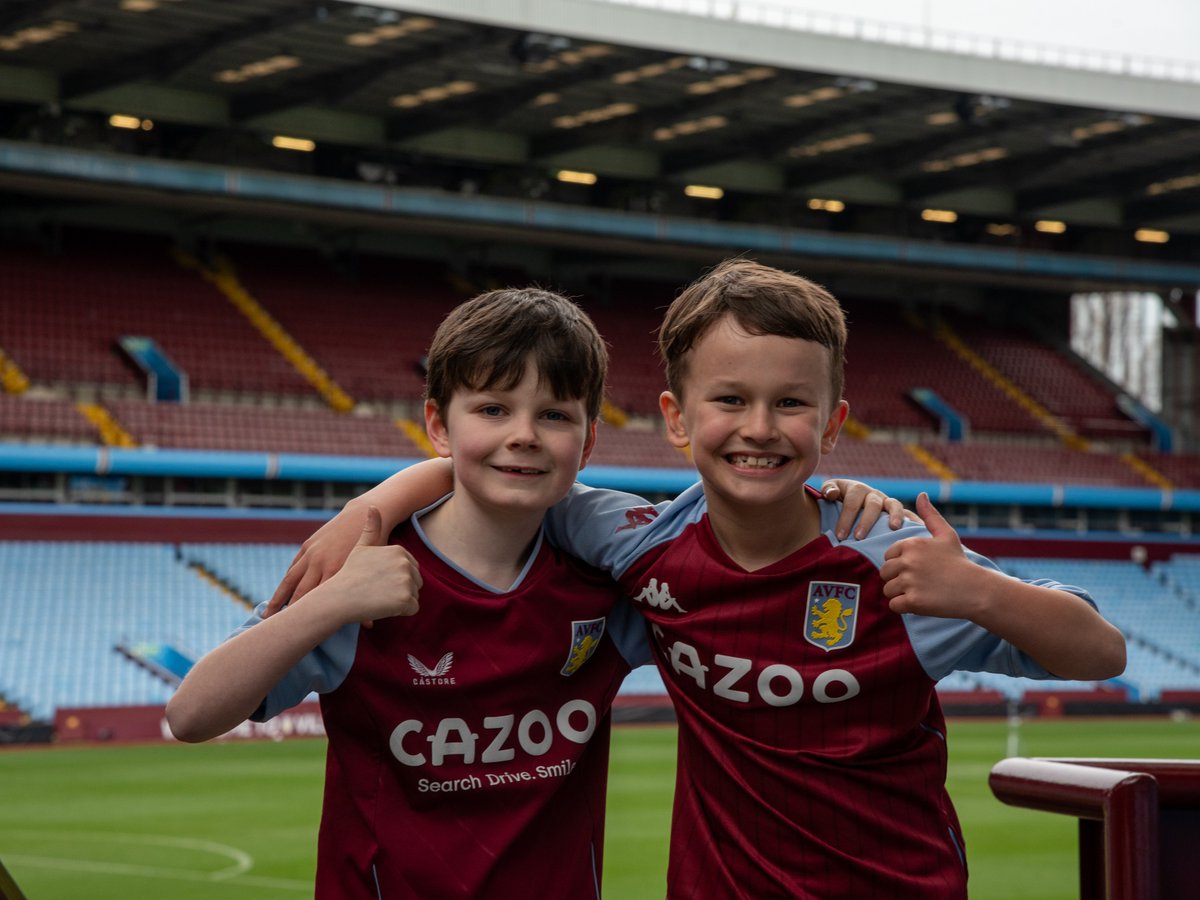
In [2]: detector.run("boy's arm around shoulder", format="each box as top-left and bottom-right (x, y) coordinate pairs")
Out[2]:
(878, 494), (1126, 681)
(266, 458), (451, 615)
(545, 482), (708, 575)
(166, 508), (422, 742)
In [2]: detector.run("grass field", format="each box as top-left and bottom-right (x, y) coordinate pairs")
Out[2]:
(2, 717), (1198, 898)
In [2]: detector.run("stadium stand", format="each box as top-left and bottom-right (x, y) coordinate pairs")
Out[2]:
(2, 229), (1195, 489)
(931, 443), (1149, 486)
(0, 233), (314, 397)
(105, 398), (429, 457)
(228, 246), (465, 405)
(999, 557), (1200, 701)
(944, 311), (1147, 443)
(0, 542), (247, 720)
(0, 539), (671, 724)
(841, 301), (1046, 436)
(0, 394), (96, 444)
(10, 541), (1200, 722)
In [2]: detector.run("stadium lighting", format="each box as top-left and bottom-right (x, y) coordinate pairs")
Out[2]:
(921, 146), (1008, 173)
(807, 198), (845, 213)
(391, 81), (477, 109)
(272, 135), (316, 152)
(556, 169), (597, 185)
(612, 56), (689, 85)
(0, 19), (78, 51)
(553, 102), (638, 129)
(684, 184), (724, 200)
(652, 115), (728, 142)
(783, 85), (844, 108)
(925, 111), (958, 126)
(1035, 220), (1067, 234)
(1134, 228), (1170, 244)
(109, 114), (151, 131)
(344, 16), (435, 47)
(921, 209), (958, 223)
(687, 66), (776, 96)
(788, 132), (873, 158)
(214, 55), (301, 84)
(1146, 172), (1200, 196)
(986, 223), (1020, 237)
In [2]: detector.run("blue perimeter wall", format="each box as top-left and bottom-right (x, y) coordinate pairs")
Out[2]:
(5, 444), (1200, 513)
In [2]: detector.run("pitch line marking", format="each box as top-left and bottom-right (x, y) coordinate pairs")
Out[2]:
(0, 829), (308, 891)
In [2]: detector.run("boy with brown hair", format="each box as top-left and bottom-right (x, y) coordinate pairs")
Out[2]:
(264, 259), (1120, 897)
(168, 288), (653, 898)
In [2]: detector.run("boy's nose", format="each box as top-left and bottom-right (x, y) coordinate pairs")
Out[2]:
(741, 406), (778, 442)
(507, 415), (540, 448)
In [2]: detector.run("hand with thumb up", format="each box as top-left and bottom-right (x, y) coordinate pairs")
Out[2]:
(879, 493), (985, 619)
(326, 506), (422, 627)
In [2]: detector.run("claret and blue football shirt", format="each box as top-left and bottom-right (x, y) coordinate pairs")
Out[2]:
(241, 495), (650, 899)
(547, 481), (1098, 900)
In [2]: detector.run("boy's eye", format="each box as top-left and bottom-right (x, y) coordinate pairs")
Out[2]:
(481, 405), (504, 417)
(778, 398), (805, 409)
(543, 410), (569, 422)
(715, 396), (743, 406)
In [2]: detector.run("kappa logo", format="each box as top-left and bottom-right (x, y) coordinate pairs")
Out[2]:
(805, 582), (859, 651)
(561, 617), (606, 676)
(408, 652), (456, 685)
(633, 578), (686, 613)
(616, 506), (659, 532)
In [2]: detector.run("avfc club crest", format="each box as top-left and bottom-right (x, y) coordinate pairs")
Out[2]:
(805, 582), (860, 652)
(561, 618), (606, 676)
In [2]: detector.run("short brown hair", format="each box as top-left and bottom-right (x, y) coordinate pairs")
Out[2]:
(659, 258), (846, 401)
(425, 287), (608, 420)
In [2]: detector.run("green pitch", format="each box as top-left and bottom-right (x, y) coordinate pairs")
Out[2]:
(2, 717), (1197, 898)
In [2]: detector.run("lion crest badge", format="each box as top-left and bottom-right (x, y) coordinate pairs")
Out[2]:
(805, 582), (860, 652)
(562, 618), (606, 676)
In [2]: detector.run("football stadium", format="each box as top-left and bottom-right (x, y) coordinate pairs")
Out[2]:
(1, 0), (1198, 897)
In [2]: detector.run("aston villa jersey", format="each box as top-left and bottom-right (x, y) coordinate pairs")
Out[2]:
(243, 500), (648, 898)
(547, 482), (1097, 900)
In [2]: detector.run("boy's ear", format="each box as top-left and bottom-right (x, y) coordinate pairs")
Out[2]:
(424, 399), (452, 458)
(659, 391), (690, 448)
(821, 399), (850, 455)
(577, 419), (599, 471)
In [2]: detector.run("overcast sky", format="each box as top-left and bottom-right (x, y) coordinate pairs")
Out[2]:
(612, 0), (1200, 64)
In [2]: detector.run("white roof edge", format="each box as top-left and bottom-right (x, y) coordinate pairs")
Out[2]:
(360, 0), (1200, 120)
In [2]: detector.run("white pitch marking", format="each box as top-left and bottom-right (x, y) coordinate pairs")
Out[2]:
(0, 829), (308, 891)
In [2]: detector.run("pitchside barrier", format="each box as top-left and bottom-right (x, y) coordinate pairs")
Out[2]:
(989, 758), (1200, 900)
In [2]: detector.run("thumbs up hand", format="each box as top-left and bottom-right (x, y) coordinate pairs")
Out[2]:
(879, 493), (984, 619)
(327, 506), (422, 627)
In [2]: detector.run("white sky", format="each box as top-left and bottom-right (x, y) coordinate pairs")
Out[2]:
(796, 0), (1200, 62)
(610, 0), (1200, 65)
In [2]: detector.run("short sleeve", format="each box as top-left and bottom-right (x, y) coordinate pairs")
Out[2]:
(545, 481), (707, 578)
(231, 602), (361, 721)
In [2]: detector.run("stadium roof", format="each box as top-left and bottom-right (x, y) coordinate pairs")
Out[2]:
(1, 0), (1198, 274)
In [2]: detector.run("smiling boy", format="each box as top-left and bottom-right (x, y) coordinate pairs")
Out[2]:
(540, 259), (1125, 897)
(167, 288), (651, 898)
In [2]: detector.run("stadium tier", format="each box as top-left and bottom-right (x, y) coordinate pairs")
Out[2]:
(0, 234), (314, 396)
(104, 398), (429, 457)
(927, 443), (1149, 486)
(999, 557), (1200, 701)
(945, 312), (1147, 442)
(0, 228), (1183, 485)
(4, 539), (1198, 722)
(228, 246), (464, 404)
(0, 540), (669, 722)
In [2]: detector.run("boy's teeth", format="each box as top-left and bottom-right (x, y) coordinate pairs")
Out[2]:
(730, 455), (782, 468)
